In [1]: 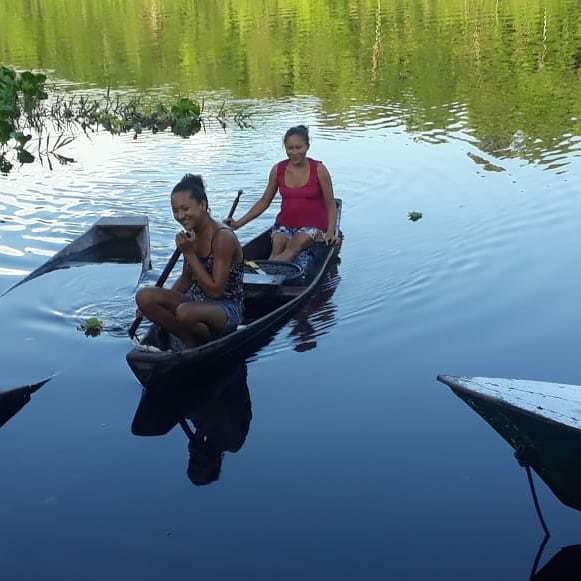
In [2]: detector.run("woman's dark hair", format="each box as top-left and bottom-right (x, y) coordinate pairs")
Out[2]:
(283, 124), (310, 147)
(171, 173), (209, 210)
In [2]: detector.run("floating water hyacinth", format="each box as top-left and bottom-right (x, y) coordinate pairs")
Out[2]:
(78, 317), (104, 337)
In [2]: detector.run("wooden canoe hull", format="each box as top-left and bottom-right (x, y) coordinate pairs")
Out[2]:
(126, 200), (343, 389)
(2, 216), (151, 295)
(437, 375), (581, 511)
(0, 379), (50, 429)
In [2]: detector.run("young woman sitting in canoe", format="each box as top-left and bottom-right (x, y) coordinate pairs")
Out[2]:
(224, 124), (339, 263)
(136, 174), (244, 349)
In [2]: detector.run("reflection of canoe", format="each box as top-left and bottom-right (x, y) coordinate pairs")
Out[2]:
(131, 362), (252, 486)
(2, 216), (151, 296)
(532, 544), (581, 580)
(131, 363), (250, 439)
(126, 200), (343, 389)
(436, 375), (581, 511)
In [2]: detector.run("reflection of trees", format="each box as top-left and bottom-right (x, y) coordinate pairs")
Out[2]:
(371, 0), (383, 81)
(131, 362), (251, 486)
(0, 0), (578, 162)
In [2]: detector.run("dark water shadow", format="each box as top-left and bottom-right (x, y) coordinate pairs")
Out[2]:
(131, 362), (251, 486)
(532, 543), (581, 580)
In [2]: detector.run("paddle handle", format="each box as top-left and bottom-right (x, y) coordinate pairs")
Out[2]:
(227, 189), (243, 220)
(179, 419), (196, 439)
(128, 247), (182, 338)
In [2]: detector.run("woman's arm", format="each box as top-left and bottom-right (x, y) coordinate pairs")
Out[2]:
(226, 165), (279, 230)
(181, 229), (238, 299)
(317, 163), (338, 243)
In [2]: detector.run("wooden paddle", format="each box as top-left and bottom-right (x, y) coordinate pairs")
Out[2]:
(227, 189), (243, 220)
(128, 248), (182, 338)
(128, 189), (244, 339)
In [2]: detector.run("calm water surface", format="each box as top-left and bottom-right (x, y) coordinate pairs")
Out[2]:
(1, 1), (581, 580)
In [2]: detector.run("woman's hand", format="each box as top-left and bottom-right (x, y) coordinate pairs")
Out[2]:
(324, 229), (339, 245)
(223, 218), (239, 230)
(176, 230), (196, 253)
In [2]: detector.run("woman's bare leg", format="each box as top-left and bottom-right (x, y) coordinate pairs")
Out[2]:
(270, 232), (313, 261)
(137, 287), (229, 347)
(270, 232), (290, 259)
(136, 287), (190, 334)
(175, 301), (228, 346)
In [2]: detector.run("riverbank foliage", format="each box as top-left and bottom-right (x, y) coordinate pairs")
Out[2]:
(0, 66), (251, 174)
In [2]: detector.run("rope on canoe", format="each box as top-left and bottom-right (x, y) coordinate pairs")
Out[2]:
(514, 445), (551, 578)
(514, 445), (550, 537)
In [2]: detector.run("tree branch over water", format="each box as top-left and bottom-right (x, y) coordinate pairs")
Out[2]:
(0, 66), (252, 175)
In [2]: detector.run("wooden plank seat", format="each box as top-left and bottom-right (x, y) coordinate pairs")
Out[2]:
(242, 259), (303, 297)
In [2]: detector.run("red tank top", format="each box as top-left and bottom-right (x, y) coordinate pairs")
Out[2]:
(275, 158), (328, 231)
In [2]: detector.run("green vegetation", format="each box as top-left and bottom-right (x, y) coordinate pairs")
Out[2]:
(0, 66), (251, 174)
(78, 317), (104, 337)
(0, 67), (48, 172)
(0, 0), (578, 166)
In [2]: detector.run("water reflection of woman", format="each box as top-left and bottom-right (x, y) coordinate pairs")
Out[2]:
(182, 364), (251, 485)
(131, 362), (251, 486)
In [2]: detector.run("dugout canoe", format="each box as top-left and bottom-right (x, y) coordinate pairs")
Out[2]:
(126, 199), (343, 389)
(1, 216), (152, 296)
(0, 378), (51, 429)
(436, 374), (581, 511)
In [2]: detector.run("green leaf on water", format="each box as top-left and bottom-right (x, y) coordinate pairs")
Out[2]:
(77, 317), (104, 337)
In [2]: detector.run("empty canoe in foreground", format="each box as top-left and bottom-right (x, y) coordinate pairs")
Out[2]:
(437, 374), (581, 511)
(2, 215), (151, 296)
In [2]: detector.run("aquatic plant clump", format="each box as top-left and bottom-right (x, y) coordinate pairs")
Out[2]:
(78, 317), (104, 337)
(0, 66), (252, 174)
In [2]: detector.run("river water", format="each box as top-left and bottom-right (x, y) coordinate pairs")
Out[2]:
(0, 1), (580, 580)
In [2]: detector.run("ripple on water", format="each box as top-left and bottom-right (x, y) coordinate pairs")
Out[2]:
(0, 99), (579, 367)
(1, 261), (143, 388)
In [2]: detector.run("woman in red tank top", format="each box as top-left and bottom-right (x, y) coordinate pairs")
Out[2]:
(225, 125), (338, 262)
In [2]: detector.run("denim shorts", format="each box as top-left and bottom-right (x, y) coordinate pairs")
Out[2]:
(168, 297), (244, 351)
(187, 289), (244, 333)
(218, 299), (245, 334)
(272, 223), (324, 241)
